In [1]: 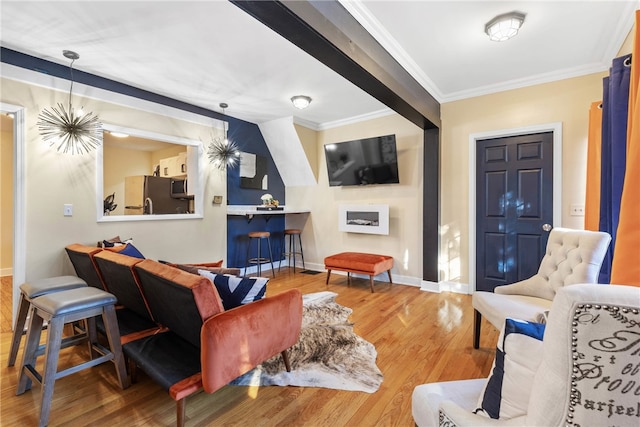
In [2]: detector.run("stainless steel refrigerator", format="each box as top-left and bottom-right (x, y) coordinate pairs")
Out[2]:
(124, 175), (190, 215)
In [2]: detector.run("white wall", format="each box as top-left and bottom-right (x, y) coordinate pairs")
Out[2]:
(440, 72), (607, 286)
(1, 122), (13, 273)
(287, 114), (425, 286)
(1, 77), (228, 285)
(1, 62), (623, 295)
(288, 70), (612, 290)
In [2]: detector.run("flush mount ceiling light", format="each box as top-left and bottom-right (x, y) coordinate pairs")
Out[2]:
(291, 95), (312, 109)
(485, 12), (526, 42)
(108, 131), (129, 138)
(207, 102), (241, 170)
(37, 50), (102, 154)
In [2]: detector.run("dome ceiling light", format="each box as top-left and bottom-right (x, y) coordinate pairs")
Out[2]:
(485, 12), (526, 42)
(291, 95), (312, 109)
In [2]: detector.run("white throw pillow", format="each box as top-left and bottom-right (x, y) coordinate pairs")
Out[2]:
(475, 318), (546, 419)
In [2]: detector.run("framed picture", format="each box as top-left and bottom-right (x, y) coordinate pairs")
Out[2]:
(240, 152), (268, 190)
(338, 204), (389, 235)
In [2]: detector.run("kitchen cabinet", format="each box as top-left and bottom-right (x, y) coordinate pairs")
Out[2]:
(159, 152), (187, 177)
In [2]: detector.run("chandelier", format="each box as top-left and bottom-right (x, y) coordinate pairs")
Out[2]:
(207, 103), (241, 170)
(37, 50), (101, 154)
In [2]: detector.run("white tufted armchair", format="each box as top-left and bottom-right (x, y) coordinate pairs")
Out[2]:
(472, 227), (611, 348)
(413, 283), (640, 426)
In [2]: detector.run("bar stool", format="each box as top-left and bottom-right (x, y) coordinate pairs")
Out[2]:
(16, 287), (130, 427)
(8, 276), (88, 367)
(279, 229), (305, 273)
(245, 231), (275, 277)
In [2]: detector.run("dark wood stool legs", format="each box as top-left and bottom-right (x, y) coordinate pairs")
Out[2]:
(245, 231), (275, 278)
(279, 229), (305, 273)
(8, 276), (87, 367)
(16, 287), (129, 427)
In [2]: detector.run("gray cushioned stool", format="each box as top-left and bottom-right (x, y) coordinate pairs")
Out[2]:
(16, 287), (129, 427)
(8, 276), (87, 367)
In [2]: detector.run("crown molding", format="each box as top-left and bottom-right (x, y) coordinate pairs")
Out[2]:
(316, 108), (396, 131)
(339, 0), (637, 105)
(440, 62), (610, 103)
(339, 0), (444, 102)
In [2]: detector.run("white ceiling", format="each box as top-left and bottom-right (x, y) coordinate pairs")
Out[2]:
(1, 1), (637, 130)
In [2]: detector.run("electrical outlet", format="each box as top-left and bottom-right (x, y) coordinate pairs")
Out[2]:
(63, 204), (73, 217)
(570, 204), (585, 216)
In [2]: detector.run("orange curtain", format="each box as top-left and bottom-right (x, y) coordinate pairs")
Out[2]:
(585, 101), (602, 231)
(611, 10), (640, 286)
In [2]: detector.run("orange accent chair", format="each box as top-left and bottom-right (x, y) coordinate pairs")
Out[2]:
(127, 259), (303, 427)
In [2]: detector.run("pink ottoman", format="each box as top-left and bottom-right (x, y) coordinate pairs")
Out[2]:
(324, 252), (394, 293)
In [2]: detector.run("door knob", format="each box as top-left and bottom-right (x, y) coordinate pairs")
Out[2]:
(542, 223), (552, 232)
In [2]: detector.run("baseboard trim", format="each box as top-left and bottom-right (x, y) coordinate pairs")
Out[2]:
(420, 280), (470, 294)
(293, 262), (425, 289)
(440, 281), (470, 294)
(0, 267), (13, 277)
(420, 280), (440, 293)
(249, 261), (469, 294)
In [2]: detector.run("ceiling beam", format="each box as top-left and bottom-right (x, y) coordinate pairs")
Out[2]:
(230, 0), (440, 130)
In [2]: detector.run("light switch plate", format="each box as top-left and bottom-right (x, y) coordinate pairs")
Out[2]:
(570, 204), (585, 216)
(63, 204), (73, 216)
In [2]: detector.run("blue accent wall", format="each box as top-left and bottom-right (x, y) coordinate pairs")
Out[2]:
(225, 118), (286, 269)
(2, 46), (286, 270)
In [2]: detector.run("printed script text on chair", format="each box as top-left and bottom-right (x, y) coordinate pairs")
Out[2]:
(412, 283), (640, 426)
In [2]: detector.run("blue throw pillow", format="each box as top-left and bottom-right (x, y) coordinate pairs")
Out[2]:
(475, 318), (545, 420)
(198, 270), (267, 310)
(119, 243), (145, 259)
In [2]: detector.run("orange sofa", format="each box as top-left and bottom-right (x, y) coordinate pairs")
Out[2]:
(65, 244), (303, 427)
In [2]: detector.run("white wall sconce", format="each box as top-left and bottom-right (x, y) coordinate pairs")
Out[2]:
(485, 12), (526, 42)
(291, 95), (312, 109)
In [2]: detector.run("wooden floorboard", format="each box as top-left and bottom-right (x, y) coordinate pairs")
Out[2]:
(1, 276), (13, 333)
(0, 269), (499, 426)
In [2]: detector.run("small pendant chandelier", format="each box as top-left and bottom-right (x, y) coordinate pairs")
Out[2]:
(37, 50), (102, 155)
(207, 103), (241, 170)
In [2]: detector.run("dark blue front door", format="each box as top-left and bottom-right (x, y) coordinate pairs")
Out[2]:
(476, 132), (554, 292)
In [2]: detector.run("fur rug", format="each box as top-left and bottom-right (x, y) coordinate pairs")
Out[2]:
(229, 291), (383, 393)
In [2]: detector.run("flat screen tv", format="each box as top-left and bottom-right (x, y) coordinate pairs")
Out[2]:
(324, 134), (399, 187)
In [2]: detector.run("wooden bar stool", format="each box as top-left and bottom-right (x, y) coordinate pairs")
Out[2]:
(245, 231), (275, 277)
(16, 287), (130, 427)
(279, 229), (305, 273)
(8, 276), (88, 367)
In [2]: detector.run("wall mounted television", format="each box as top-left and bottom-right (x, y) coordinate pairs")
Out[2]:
(324, 134), (399, 187)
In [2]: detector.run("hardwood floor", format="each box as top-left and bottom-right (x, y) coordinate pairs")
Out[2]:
(0, 276), (12, 334)
(0, 270), (499, 426)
